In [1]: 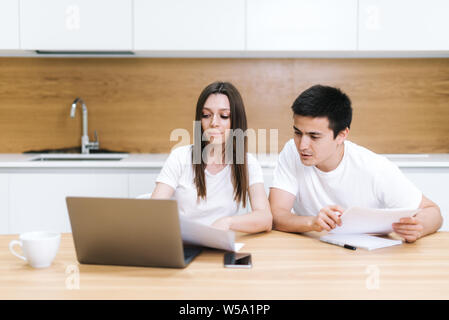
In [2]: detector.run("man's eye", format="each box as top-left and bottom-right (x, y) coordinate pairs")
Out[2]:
(311, 136), (319, 140)
(294, 131), (302, 136)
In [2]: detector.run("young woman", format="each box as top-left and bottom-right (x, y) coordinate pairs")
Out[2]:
(151, 81), (272, 233)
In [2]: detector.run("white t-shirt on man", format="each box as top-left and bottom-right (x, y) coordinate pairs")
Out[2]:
(156, 145), (264, 226)
(271, 139), (422, 216)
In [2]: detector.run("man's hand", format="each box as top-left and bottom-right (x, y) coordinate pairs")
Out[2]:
(392, 216), (424, 243)
(310, 205), (344, 232)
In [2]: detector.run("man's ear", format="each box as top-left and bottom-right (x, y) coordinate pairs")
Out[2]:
(336, 128), (349, 145)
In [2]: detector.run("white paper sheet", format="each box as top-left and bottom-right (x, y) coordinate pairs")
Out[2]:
(179, 216), (243, 252)
(330, 207), (419, 234)
(320, 233), (402, 251)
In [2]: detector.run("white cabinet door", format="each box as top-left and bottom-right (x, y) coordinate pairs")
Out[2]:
(247, 0), (357, 51)
(20, 0), (132, 51)
(128, 171), (160, 198)
(359, 0), (449, 50)
(0, 174), (9, 234)
(262, 168), (274, 196)
(9, 173), (128, 234)
(402, 168), (449, 231)
(0, 0), (19, 49)
(134, 0), (245, 51)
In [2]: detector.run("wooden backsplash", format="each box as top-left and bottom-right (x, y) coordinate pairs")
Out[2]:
(0, 57), (448, 154)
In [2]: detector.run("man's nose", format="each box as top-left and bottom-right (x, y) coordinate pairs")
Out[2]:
(299, 136), (310, 150)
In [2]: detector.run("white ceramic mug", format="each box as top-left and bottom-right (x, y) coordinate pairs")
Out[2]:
(9, 231), (61, 268)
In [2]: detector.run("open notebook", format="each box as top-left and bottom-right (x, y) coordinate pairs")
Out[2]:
(319, 207), (419, 250)
(320, 233), (402, 251)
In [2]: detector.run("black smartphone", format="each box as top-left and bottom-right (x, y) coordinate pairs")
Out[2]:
(223, 252), (252, 268)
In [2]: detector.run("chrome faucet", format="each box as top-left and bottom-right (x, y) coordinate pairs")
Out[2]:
(70, 97), (99, 154)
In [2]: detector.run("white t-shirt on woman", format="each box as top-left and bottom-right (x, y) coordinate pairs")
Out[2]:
(156, 145), (264, 226)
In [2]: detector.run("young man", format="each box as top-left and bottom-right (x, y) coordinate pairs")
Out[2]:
(269, 85), (442, 242)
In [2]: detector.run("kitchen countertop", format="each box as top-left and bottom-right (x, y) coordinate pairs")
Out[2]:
(0, 153), (449, 168)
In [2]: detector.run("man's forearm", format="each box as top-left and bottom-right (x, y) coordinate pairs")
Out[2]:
(417, 206), (443, 237)
(273, 208), (314, 233)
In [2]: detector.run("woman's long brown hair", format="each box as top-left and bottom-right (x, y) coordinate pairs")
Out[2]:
(192, 81), (249, 208)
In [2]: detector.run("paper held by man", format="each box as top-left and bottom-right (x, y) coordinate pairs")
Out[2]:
(331, 207), (420, 234)
(179, 207), (419, 252)
(320, 207), (420, 250)
(179, 216), (244, 252)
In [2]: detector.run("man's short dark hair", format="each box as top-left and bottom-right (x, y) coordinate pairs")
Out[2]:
(291, 85), (352, 138)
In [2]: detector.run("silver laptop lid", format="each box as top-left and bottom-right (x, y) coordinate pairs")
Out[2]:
(66, 197), (190, 268)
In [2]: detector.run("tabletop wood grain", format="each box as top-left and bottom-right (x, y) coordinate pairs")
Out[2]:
(1, 231), (448, 300)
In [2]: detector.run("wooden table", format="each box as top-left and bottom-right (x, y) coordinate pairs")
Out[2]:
(1, 231), (448, 300)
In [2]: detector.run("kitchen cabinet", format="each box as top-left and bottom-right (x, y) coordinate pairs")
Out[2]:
(358, 0), (449, 50)
(134, 0), (245, 51)
(246, 0), (358, 51)
(9, 172), (128, 234)
(128, 171), (159, 198)
(20, 0), (132, 51)
(261, 168), (274, 196)
(1, 0), (447, 55)
(2, 154), (448, 234)
(0, 175), (9, 234)
(0, 0), (20, 50)
(129, 170), (253, 214)
(402, 168), (449, 231)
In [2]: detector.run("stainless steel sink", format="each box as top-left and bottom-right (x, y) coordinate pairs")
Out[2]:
(24, 146), (129, 161)
(23, 146), (127, 154)
(29, 154), (128, 161)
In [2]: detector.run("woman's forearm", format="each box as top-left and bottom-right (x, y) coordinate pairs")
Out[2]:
(229, 209), (272, 233)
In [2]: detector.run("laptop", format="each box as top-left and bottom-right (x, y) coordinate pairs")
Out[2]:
(66, 196), (202, 268)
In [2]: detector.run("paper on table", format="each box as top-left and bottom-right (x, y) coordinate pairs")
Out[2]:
(330, 207), (419, 234)
(320, 233), (402, 250)
(179, 216), (243, 252)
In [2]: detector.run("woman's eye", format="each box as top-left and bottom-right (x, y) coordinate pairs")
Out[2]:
(202, 114), (210, 118)
(221, 115), (230, 119)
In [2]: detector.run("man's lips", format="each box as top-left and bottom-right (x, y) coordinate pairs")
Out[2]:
(300, 152), (313, 157)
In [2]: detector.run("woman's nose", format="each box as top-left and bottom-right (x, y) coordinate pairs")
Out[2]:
(210, 114), (219, 127)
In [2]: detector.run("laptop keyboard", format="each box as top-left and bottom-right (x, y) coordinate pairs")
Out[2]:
(183, 246), (202, 263)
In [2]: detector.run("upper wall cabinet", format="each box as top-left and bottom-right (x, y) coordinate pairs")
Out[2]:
(359, 0), (449, 50)
(246, 0), (358, 51)
(0, 0), (20, 49)
(20, 0), (132, 51)
(134, 0), (245, 51)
